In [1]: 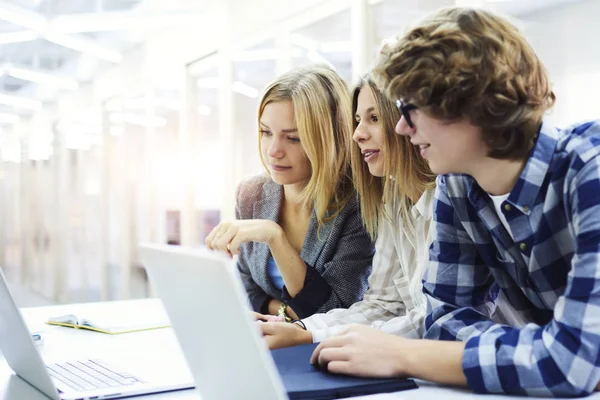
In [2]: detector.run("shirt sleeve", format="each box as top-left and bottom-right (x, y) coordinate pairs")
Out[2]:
(303, 217), (425, 342)
(282, 206), (374, 318)
(423, 176), (500, 343)
(426, 168), (600, 396)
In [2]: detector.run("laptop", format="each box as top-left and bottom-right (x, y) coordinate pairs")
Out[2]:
(0, 268), (194, 400)
(140, 243), (418, 400)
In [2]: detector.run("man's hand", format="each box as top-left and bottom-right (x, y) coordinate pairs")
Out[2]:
(310, 325), (407, 378)
(260, 322), (312, 350)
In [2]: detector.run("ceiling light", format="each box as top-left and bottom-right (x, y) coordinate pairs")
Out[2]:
(0, 93), (43, 110)
(232, 81), (259, 98)
(8, 66), (79, 90)
(0, 3), (46, 31)
(45, 33), (123, 64)
(0, 30), (38, 45)
(49, 12), (202, 34)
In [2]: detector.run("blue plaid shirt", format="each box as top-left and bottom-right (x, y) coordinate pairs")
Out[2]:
(423, 120), (600, 397)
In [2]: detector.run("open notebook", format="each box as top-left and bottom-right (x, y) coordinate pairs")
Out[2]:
(47, 313), (171, 334)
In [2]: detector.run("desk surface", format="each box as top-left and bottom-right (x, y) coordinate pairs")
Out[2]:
(1, 299), (598, 400)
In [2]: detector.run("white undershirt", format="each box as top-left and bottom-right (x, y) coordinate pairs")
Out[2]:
(489, 192), (515, 241)
(488, 192), (531, 328)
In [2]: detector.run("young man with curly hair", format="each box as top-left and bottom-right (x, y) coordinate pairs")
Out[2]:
(310, 6), (600, 397)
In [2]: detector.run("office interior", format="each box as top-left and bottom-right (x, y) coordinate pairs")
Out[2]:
(0, 0), (597, 307)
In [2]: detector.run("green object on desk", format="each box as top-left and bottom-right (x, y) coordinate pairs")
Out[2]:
(46, 313), (171, 334)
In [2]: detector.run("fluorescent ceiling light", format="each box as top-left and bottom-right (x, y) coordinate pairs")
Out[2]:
(0, 3), (122, 64)
(0, 30), (38, 45)
(0, 93), (43, 110)
(232, 81), (259, 98)
(45, 33), (122, 64)
(0, 3), (46, 31)
(49, 12), (203, 34)
(8, 66), (79, 90)
(0, 113), (20, 124)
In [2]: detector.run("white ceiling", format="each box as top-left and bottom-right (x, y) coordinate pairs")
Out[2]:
(0, 0), (207, 119)
(0, 0), (589, 126)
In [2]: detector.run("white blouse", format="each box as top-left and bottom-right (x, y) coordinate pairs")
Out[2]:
(303, 189), (435, 342)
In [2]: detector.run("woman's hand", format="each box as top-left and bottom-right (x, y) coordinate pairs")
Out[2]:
(260, 322), (312, 350)
(252, 312), (272, 322)
(205, 220), (283, 255)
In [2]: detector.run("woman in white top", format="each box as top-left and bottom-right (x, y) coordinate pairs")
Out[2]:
(259, 74), (436, 348)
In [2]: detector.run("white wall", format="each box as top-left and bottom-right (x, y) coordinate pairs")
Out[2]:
(525, 0), (600, 126)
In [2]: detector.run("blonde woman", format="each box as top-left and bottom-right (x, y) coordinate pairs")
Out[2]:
(206, 65), (374, 320)
(260, 74), (436, 348)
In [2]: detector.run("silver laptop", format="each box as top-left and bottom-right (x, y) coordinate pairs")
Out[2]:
(139, 244), (288, 400)
(0, 268), (193, 400)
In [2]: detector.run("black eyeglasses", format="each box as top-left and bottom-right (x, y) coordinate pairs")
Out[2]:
(396, 99), (418, 128)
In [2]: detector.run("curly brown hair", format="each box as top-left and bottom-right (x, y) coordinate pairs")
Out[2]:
(372, 7), (556, 160)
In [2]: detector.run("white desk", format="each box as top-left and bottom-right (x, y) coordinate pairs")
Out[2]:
(1, 299), (598, 400)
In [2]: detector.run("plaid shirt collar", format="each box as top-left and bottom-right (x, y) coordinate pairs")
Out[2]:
(466, 121), (559, 216)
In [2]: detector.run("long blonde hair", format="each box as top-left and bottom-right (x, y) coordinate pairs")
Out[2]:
(258, 64), (354, 227)
(350, 74), (435, 238)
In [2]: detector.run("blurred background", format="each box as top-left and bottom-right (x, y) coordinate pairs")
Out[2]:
(0, 0), (596, 306)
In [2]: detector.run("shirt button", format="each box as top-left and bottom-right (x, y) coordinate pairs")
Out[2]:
(504, 204), (512, 212)
(522, 206), (530, 213)
(519, 243), (527, 251)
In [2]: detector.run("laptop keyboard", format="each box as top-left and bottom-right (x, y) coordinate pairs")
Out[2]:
(47, 359), (143, 392)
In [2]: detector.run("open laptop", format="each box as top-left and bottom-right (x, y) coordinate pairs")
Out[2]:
(140, 243), (418, 400)
(0, 268), (194, 400)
